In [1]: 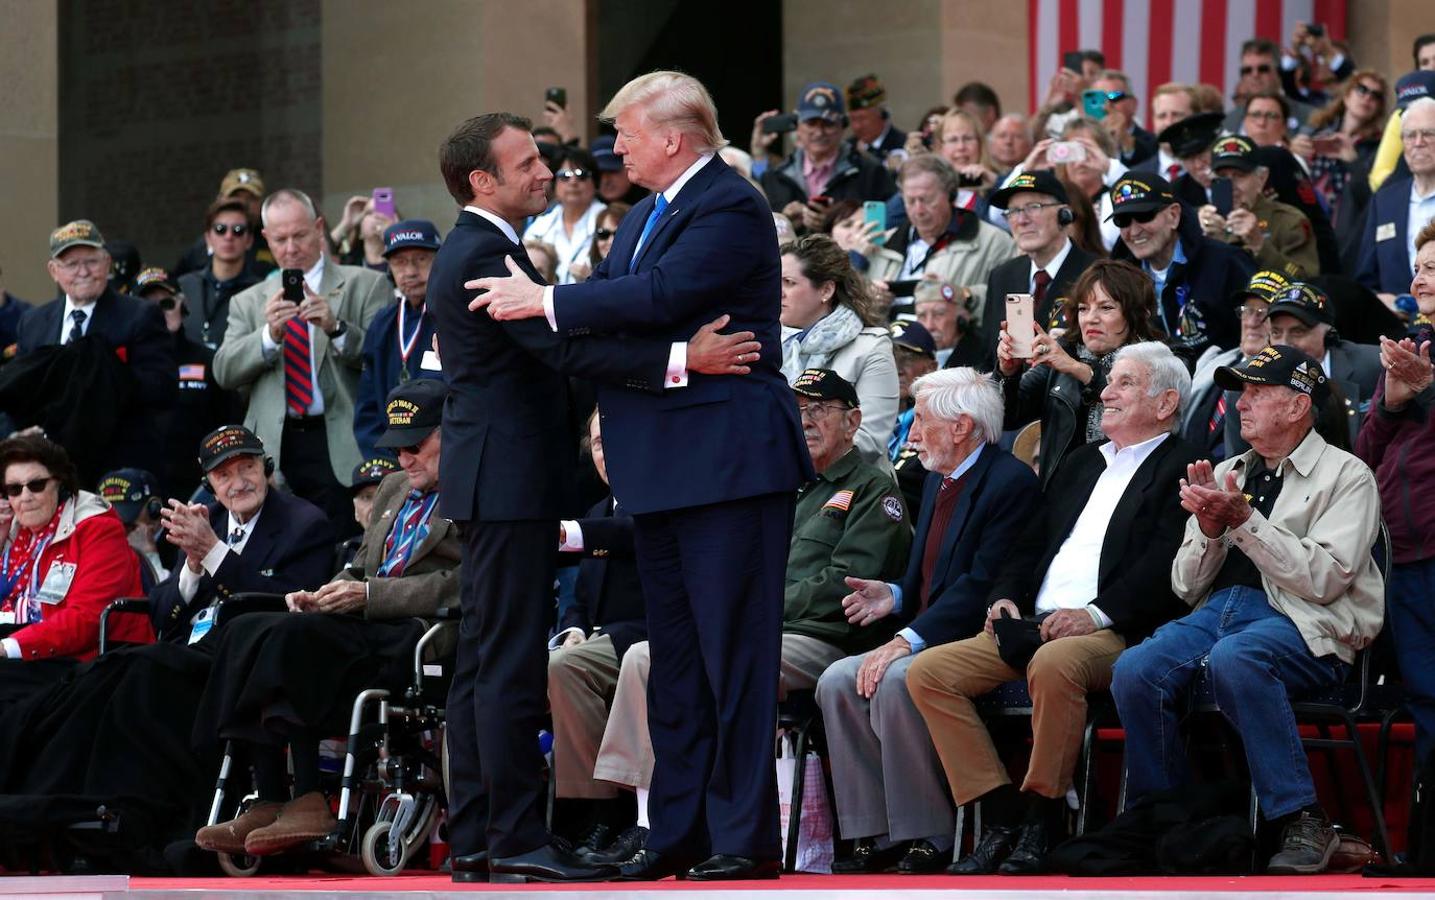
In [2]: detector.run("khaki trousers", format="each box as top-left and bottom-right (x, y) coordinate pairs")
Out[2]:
(547, 634), (621, 799)
(591, 634), (844, 791)
(906, 628), (1125, 806)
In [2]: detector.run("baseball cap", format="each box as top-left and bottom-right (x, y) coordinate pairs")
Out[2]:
(913, 279), (959, 306)
(1230, 270), (1292, 305)
(1396, 71), (1435, 111)
(382, 219), (442, 257)
(351, 457), (400, 492)
(1210, 134), (1259, 174)
(792, 368), (859, 407)
(1265, 282), (1334, 327)
(1156, 111), (1225, 158)
(989, 170), (1070, 210)
(97, 468), (160, 525)
(889, 320), (937, 359)
(796, 82), (845, 123)
(133, 266), (179, 297)
(846, 74), (887, 111)
(374, 378), (448, 449)
(219, 168), (265, 198)
(49, 220), (106, 259)
(1107, 173), (1177, 220)
(198, 425), (266, 473)
(1214, 344), (1329, 404)
(590, 135), (623, 173)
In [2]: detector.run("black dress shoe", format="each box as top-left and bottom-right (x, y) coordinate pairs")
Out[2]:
(897, 839), (949, 874)
(617, 848), (696, 881)
(831, 837), (909, 874)
(687, 853), (781, 880)
(998, 819), (1053, 875)
(488, 842), (617, 883)
(573, 821), (616, 858)
(450, 851), (488, 883)
(947, 825), (1020, 875)
(582, 824), (649, 864)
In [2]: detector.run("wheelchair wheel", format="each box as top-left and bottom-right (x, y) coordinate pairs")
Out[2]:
(217, 851), (262, 877)
(360, 821), (407, 876)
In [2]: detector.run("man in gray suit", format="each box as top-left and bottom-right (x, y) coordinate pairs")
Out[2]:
(214, 188), (390, 533)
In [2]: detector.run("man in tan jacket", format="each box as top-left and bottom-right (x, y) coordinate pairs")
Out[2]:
(1111, 345), (1383, 876)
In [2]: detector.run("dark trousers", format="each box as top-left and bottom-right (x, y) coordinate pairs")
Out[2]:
(445, 519), (555, 858)
(1389, 557), (1435, 760)
(635, 491), (793, 861)
(281, 417), (358, 539)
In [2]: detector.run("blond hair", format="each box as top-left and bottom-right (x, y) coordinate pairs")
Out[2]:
(600, 71), (727, 154)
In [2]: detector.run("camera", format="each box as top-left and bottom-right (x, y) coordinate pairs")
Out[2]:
(1048, 141), (1087, 165)
(762, 113), (799, 135)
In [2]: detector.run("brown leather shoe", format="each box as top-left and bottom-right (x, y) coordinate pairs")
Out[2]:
(243, 792), (338, 856)
(195, 801), (283, 854)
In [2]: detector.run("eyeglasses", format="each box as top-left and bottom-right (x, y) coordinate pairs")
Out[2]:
(1001, 201), (1062, 221)
(556, 169), (590, 181)
(1238, 303), (1269, 322)
(1402, 128), (1435, 145)
(158, 296), (179, 311)
(1351, 82), (1383, 99)
(1245, 110), (1285, 122)
(1091, 89), (1127, 104)
(211, 222), (249, 237)
(595, 228), (615, 240)
(3, 477), (54, 498)
(53, 256), (107, 274)
(798, 401), (850, 421)
(1240, 63), (1274, 76)
(1111, 208), (1162, 229)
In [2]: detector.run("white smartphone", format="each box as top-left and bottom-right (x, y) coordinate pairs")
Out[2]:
(1006, 294), (1035, 359)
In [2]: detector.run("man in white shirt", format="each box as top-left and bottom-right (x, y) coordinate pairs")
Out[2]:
(906, 341), (1199, 875)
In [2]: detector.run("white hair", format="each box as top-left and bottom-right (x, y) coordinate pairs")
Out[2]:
(1113, 341), (1191, 432)
(1404, 96), (1435, 120)
(772, 213), (796, 243)
(719, 146), (753, 179)
(601, 71), (727, 154)
(911, 367), (1004, 444)
(260, 188), (319, 228)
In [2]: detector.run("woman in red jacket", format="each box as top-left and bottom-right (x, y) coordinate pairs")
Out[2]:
(0, 434), (150, 697)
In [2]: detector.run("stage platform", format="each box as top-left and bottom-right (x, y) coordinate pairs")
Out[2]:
(8, 873), (1435, 899)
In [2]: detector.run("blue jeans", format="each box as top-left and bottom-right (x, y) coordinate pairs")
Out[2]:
(1111, 586), (1348, 819)
(1389, 557), (1435, 761)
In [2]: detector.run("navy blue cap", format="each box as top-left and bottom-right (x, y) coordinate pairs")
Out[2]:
(351, 457), (399, 491)
(97, 467), (160, 524)
(382, 219), (441, 257)
(375, 378), (448, 449)
(889, 319), (937, 358)
(590, 135), (623, 173)
(796, 81), (845, 122)
(1396, 70), (1435, 111)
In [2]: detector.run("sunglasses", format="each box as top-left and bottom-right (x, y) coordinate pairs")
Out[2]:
(1093, 89), (1127, 103)
(1111, 208), (1162, 229)
(1240, 63), (1274, 76)
(158, 296), (179, 311)
(556, 169), (590, 181)
(595, 228), (615, 240)
(211, 222), (249, 237)
(1351, 82), (1383, 99)
(3, 477), (54, 498)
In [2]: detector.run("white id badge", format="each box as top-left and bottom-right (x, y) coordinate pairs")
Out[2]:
(1376, 222), (1397, 242)
(36, 562), (76, 605)
(188, 606), (216, 645)
(420, 349), (442, 371)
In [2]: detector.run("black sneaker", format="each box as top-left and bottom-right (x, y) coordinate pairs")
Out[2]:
(1266, 809), (1339, 874)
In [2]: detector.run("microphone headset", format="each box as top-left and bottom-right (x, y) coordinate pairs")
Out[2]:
(1056, 207), (1075, 226)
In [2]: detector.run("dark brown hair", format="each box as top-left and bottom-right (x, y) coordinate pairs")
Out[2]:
(780, 234), (882, 327)
(1059, 259), (1163, 349)
(439, 113), (532, 205)
(204, 198), (252, 230)
(0, 434), (80, 498)
(589, 202), (632, 267)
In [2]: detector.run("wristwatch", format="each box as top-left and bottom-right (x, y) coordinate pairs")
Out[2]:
(327, 320), (348, 339)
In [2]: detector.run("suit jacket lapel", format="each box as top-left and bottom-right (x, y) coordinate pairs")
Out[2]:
(932, 448), (996, 592)
(310, 260), (346, 376)
(631, 156), (723, 271)
(1098, 439), (1169, 584)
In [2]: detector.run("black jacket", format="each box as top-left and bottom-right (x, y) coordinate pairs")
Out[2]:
(558, 495), (645, 661)
(1001, 362), (1103, 490)
(980, 242), (1099, 370)
(988, 436), (1198, 642)
(161, 330), (242, 495)
(176, 266), (263, 350)
(760, 143), (897, 213)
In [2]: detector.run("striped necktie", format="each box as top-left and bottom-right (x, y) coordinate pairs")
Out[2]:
(283, 319), (313, 415)
(67, 309), (87, 344)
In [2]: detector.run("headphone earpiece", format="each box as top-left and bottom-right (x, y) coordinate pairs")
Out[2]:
(1057, 207), (1075, 227)
(264, 456), (275, 478)
(143, 496), (163, 520)
(1325, 327), (1339, 348)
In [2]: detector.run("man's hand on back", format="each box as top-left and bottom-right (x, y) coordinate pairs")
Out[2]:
(686, 315), (761, 375)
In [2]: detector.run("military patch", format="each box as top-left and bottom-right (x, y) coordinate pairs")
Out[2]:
(882, 495), (904, 522)
(823, 490), (854, 512)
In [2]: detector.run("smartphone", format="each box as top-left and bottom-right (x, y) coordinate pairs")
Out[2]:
(1211, 176), (1234, 218)
(862, 200), (888, 247)
(1307, 22), (1325, 37)
(1062, 50), (1085, 74)
(281, 268), (304, 303)
(762, 112), (799, 134)
(1048, 141), (1087, 165)
(1005, 294), (1036, 359)
(1081, 89), (1110, 120)
(545, 86), (567, 109)
(808, 195), (832, 207)
(887, 280), (921, 298)
(1310, 134), (1343, 155)
(371, 187), (395, 219)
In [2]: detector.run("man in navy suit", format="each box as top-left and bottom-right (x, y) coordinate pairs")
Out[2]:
(468, 71), (812, 881)
(16, 219), (175, 481)
(430, 110), (763, 884)
(1356, 97), (1435, 305)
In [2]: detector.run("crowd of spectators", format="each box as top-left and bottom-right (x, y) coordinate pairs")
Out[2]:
(1, 20), (1435, 882)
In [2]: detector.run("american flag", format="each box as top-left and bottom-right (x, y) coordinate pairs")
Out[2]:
(1027, 0), (1348, 118)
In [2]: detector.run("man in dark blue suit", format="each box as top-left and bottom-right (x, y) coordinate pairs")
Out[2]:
(430, 110), (763, 884)
(16, 220), (175, 481)
(468, 71), (812, 881)
(1355, 98), (1435, 305)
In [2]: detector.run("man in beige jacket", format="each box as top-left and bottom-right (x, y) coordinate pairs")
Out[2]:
(1111, 344), (1383, 876)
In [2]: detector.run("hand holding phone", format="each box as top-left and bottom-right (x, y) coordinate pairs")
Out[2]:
(862, 201), (888, 247)
(1048, 141), (1087, 165)
(1005, 294), (1036, 359)
(545, 86), (567, 109)
(371, 187), (395, 219)
(1210, 176), (1235, 218)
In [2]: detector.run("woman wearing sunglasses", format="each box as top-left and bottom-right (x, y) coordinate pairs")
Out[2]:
(523, 147), (608, 285)
(1292, 71), (1389, 216)
(569, 202), (631, 283)
(0, 433), (148, 700)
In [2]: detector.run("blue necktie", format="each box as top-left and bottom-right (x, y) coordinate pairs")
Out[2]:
(629, 194), (669, 273)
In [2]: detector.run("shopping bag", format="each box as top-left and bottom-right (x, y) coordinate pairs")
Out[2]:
(776, 731), (834, 873)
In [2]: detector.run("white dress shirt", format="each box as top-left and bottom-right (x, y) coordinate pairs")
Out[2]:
(1029, 238), (1074, 294)
(524, 198), (607, 284)
(259, 256), (347, 415)
(177, 506), (263, 605)
(59, 295), (96, 344)
(1033, 433), (1169, 624)
(1408, 181), (1435, 276)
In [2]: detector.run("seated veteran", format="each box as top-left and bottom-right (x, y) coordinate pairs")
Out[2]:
(815, 368), (1040, 875)
(97, 466), (173, 591)
(339, 457), (401, 567)
(888, 321), (939, 517)
(907, 341), (1198, 875)
(581, 370), (913, 877)
(194, 379), (459, 858)
(1112, 345), (1384, 875)
(0, 433), (149, 699)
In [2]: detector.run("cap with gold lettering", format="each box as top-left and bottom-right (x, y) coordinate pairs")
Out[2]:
(1265, 282), (1334, 327)
(375, 378), (448, 449)
(49, 219), (106, 259)
(197, 425), (266, 473)
(792, 368), (859, 407)
(1214, 344), (1329, 404)
(351, 457), (400, 491)
(1107, 173), (1176, 219)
